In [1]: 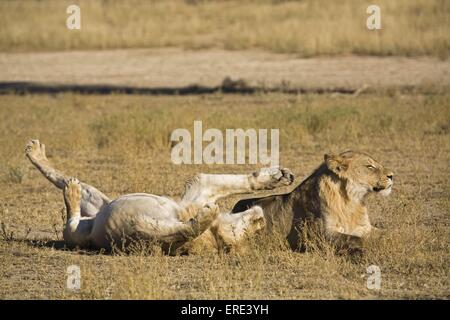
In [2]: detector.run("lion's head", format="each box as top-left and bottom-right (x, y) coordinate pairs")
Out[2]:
(324, 151), (394, 200)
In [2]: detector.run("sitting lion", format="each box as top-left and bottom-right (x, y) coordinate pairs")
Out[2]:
(230, 151), (394, 252)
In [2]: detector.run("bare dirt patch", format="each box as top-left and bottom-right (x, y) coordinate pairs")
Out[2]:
(1, 49), (449, 90)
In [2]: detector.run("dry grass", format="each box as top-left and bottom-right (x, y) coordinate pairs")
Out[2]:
(0, 91), (448, 299)
(0, 0), (449, 58)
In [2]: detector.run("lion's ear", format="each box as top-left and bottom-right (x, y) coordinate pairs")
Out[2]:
(324, 153), (348, 175)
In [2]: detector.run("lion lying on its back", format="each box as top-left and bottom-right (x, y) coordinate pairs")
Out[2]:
(25, 139), (294, 253)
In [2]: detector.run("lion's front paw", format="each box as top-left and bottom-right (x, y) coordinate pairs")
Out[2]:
(250, 166), (295, 190)
(25, 139), (48, 163)
(244, 206), (266, 233)
(198, 203), (219, 224)
(187, 203), (219, 236)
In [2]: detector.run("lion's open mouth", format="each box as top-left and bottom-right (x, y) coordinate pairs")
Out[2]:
(374, 185), (393, 196)
(374, 183), (393, 192)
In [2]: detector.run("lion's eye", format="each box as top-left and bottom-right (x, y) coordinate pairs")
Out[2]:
(366, 165), (376, 170)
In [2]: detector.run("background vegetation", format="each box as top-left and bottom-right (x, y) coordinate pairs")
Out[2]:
(0, 0), (449, 57)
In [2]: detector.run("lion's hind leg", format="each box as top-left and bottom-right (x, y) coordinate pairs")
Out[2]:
(181, 166), (294, 205)
(64, 178), (82, 220)
(25, 139), (110, 217)
(63, 178), (93, 247)
(26, 139), (65, 189)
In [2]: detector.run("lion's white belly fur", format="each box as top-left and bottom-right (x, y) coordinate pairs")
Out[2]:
(89, 193), (183, 249)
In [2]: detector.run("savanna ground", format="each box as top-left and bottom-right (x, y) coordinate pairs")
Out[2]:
(0, 92), (449, 299)
(0, 0), (449, 300)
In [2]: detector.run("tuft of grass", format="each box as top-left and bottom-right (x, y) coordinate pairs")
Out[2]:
(1, 222), (14, 242)
(6, 165), (26, 184)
